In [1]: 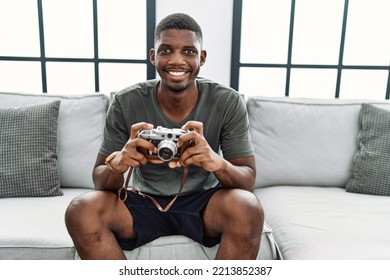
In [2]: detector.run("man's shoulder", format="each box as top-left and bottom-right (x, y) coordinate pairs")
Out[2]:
(197, 78), (241, 101)
(115, 79), (159, 99)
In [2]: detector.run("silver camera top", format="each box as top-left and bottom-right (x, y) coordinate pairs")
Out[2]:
(138, 126), (188, 161)
(138, 126), (187, 141)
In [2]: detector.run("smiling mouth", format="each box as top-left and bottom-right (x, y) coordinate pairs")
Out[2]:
(168, 71), (186, 76)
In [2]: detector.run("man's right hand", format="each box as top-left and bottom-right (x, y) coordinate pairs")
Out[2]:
(110, 122), (165, 172)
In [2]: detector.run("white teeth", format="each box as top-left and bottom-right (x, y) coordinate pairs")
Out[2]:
(169, 71), (185, 76)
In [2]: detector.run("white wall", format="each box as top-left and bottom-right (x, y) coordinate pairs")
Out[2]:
(156, 0), (233, 87)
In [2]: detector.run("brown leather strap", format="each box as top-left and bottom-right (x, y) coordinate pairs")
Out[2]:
(117, 166), (189, 213)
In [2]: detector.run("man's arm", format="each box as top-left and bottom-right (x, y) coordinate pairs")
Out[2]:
(213, 156), (256, 192)
(92, 154), (125, 191)
(172, 121), (256, 192)
(93, 122), (160, 191)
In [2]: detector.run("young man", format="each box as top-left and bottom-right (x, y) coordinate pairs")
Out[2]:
(65, 13), (264, 260)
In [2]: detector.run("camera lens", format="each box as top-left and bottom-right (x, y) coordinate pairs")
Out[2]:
(157, 139), (177, 161)
(159, 147), (174, 160)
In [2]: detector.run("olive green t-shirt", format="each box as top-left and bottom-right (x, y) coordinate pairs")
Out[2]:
(100, 78), (253, 195)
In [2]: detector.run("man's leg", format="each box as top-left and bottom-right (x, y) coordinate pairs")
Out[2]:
(65, 191), (136, 260)
(202, 188), (264, 260)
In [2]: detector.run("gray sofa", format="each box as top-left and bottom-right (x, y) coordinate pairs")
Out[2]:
(2, 92), (389, 260)
(0, 91), (278, 260)
(249, 97), (390, 259)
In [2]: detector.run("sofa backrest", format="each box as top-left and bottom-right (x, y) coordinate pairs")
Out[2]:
(0, 92), (109, 189)
(247, 96), (390, 188)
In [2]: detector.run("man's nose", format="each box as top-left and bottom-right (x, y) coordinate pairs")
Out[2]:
(168, 51), (185, 65)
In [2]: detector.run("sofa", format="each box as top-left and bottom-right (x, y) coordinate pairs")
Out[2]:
(0, 91), (278, 260)
(248, 96), (390, 259)
(1, 91), (389, 260)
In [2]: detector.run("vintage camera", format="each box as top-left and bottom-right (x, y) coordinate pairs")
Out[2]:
(138, 126), (188, 161)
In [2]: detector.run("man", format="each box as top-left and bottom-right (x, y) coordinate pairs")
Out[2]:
(65, 13), (264, 260)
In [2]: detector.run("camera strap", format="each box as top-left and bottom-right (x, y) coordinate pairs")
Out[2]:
(117, 166), (189, 213)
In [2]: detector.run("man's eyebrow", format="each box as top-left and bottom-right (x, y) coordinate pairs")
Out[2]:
(157, 44), (171, 49)
(156, 44), (198, 51)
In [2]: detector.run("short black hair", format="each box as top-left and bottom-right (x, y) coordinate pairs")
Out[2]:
(154, 13), (203, 46)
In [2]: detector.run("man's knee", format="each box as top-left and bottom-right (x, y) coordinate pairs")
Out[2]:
(65, 193), (93, 233)
(225, 189), (264, 239)
(221, 189), (264, 234)
(65, 191), (113, 233)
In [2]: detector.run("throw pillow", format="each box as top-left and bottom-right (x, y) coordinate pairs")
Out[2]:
(346, 104), (390, 196)
(0, 101), (63, 197)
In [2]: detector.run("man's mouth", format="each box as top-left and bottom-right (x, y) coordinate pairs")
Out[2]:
(168, 71), (186, 77)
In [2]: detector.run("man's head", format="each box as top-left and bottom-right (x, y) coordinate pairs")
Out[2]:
(155, 13), (203, 48)
(150, 13), (206, 93)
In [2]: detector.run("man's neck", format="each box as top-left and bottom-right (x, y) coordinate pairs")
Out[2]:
(157, 82), (199, 124)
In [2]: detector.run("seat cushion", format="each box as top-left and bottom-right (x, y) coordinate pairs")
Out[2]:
(256, 186), (390, 259)
(0, 188), (90, 259)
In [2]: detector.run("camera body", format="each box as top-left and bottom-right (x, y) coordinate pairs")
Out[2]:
(138, 126), (188, 161)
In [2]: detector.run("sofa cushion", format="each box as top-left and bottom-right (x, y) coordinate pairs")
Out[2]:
(0, 101), (62, 197)
(0, 92), (109, 189)
(0, 188), (89, 260)
(346, 104), (390, 196)
(256, 185), (390, 259)
(247, 96), (390, 188)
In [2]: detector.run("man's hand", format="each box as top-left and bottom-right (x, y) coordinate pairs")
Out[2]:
(169, 121), (224, 172)
(110, 122), (165, 172)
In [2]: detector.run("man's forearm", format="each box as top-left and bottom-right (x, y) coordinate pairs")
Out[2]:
(213, 158), (256, 192)
(93, 165), (125, 191)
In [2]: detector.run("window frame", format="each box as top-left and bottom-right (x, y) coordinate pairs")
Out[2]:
(230, 0), (390, 99)
(0, 0), (156, 93)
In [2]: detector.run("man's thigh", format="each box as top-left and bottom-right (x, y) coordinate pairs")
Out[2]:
(202, 188), (261, 238)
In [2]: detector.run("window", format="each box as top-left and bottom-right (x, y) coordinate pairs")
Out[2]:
(232, 0), (390, 99)
(0, 0), (156, 94)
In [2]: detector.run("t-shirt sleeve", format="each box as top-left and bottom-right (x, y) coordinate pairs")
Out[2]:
(220, 94), (254, 159)
(99, 95), (130, 156)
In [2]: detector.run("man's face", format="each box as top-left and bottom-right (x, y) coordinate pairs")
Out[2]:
(150, 29), (206, 93)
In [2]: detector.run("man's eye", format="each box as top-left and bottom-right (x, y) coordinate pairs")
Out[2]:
(185, 49), (196, 55)
(158, 48), (170, 54)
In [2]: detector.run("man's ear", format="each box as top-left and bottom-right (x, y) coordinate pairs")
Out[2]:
(149, 48), (156, 65)
(200, 50), (207, 66)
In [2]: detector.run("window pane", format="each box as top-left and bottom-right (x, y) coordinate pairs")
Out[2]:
(42, 0), (94, 58)
(46, 62), (95, 94)
(292, 0), (344, 65)
(289, 68), (337, 98)
(0, 0), (40, 57)
(98, 0), (146, 59)
(343, 0), (390, 66)
(240, 0), (291, 64)
(0, 61), (42, 93)
(239, 67), (286, 97)
(339, 70), (388, 99)
(99, 63), (147, 93)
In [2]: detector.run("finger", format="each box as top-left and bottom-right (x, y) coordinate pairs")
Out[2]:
(120, 151), (148, 168)
(177, 130), (204, 148)
(130, 122), (154, 139)
(123, 137), (157, 156)
(181, 121), (204, 135)
(149, 158), (165, 165)
(122, 138), (157, 167)
(168, 160), (182, 169)
(135, 137), (158, 152)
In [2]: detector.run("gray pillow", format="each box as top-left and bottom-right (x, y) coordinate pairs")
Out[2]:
(346, 104), (390, 196)
(0, 101), (63, 197)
